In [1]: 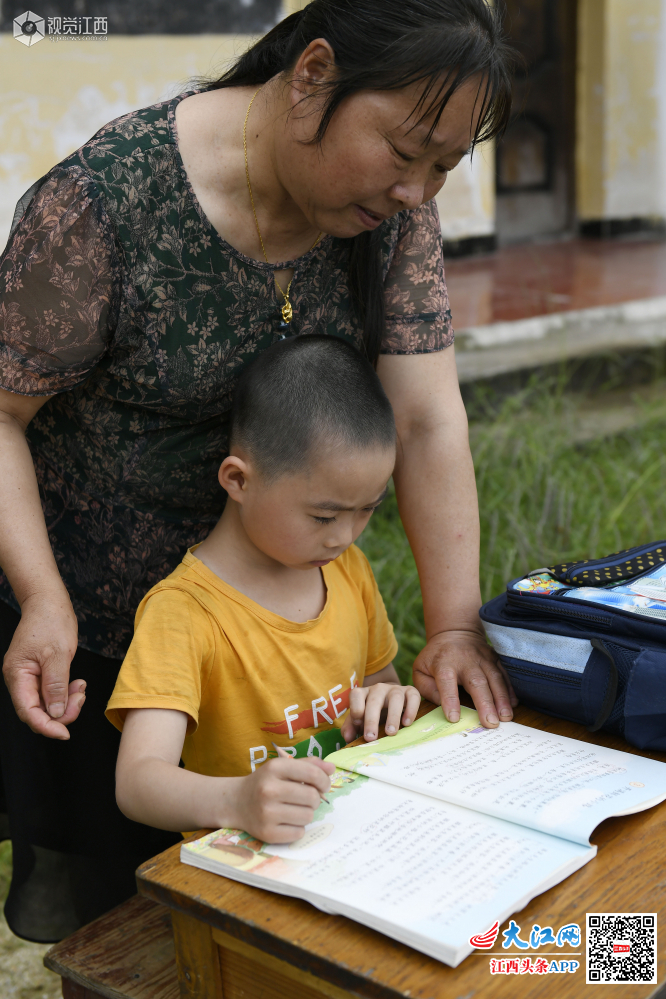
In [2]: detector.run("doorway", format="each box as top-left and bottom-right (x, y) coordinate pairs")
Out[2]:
(495, 0), (577, 244)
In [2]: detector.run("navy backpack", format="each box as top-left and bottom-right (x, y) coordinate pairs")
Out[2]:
(480, 541), (666, 751)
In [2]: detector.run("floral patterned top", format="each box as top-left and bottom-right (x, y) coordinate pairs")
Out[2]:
(0, 91), (453, 658)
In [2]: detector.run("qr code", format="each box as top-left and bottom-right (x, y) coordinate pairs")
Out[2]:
(587, 913), (657, 984)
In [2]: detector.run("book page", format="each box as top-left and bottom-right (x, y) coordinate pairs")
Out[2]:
(182, 770), (594, 967)
(328, 709), (666, 845)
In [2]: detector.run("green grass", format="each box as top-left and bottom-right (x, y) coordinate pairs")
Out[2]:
(359, 376), (666, 683)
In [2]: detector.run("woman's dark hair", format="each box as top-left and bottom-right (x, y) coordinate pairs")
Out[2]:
(205, 1), (513, 365)
(230, 334), (396, 480)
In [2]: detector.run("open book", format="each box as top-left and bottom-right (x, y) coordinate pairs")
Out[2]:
(181, 707), (666, 967)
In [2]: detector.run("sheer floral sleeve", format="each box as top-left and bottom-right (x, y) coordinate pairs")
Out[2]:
(381, 199), (454, 354)
(0, 167), (118, 396)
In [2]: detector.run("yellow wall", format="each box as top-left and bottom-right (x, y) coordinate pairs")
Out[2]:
(436, 141), (495, 242)
(577, 0), (666, 221)
(0, 34), (254, 247)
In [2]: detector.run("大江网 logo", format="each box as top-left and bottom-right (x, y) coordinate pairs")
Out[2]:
(469, 921), (500, 949)
(470, 919), (582, 976)
(13, 10), (45, 45)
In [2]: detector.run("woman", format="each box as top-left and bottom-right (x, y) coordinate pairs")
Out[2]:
(0, 0), (516, 940)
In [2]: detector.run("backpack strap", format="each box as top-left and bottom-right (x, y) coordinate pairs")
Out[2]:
(588, 639), (619, 732)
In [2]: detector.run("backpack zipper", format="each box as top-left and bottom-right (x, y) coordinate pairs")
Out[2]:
(500, 662), (582, 687)
(506, 592), (611, 627)
(541, 541), (666, 586)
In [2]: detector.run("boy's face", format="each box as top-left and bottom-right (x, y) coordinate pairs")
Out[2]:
(228, 444), (396, 570)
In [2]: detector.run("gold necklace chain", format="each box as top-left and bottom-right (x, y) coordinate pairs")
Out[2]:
(243, 88), (322, 327)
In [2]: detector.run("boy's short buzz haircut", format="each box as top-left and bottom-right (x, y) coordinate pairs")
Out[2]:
(230, 335), (396, 480)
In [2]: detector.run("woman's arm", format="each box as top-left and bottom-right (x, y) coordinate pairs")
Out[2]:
(377, 348), (517, 727)
(116, 708), (334, 840)
(0, 388), (84, 739)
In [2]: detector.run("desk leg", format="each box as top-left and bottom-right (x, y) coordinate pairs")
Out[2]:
(211, 928), (352, 999)
(171, 909), (224, 998)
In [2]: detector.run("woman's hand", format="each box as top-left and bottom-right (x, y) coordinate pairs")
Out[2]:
(3, 590), (84, 740)
(0, 388), (84, 738)
(413, 629), (517, 728)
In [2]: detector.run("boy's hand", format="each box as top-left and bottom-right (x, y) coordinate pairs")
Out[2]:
(341, 682), (420, 744)
(235, 757), (335, 844)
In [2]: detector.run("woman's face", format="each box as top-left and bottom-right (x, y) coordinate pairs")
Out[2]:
(277, 48), (485, 238)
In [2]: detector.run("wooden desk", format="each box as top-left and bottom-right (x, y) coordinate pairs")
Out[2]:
(137, 705), (666, 999)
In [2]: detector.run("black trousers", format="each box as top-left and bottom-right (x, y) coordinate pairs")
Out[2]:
(0, 600), (179, 942)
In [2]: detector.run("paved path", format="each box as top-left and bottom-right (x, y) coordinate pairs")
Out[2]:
(444, 237), (666, 382)
(446, 236), (666, 329)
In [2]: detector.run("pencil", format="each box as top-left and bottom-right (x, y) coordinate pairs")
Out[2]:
(275, 745), (331, 804)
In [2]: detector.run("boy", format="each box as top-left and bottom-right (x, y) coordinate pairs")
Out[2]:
(106, 335), (420, 844)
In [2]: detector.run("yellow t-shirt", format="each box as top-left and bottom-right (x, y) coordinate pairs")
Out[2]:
(106, 544), (397, 777)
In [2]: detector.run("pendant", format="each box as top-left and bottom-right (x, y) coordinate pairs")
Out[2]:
(281, 300), (293, 324)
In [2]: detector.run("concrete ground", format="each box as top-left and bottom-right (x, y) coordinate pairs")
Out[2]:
(446, 236), (666, 384)
(0, 919), (61, 999)
(445, 236), (666, 329)
(455, 296), (666, 383)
